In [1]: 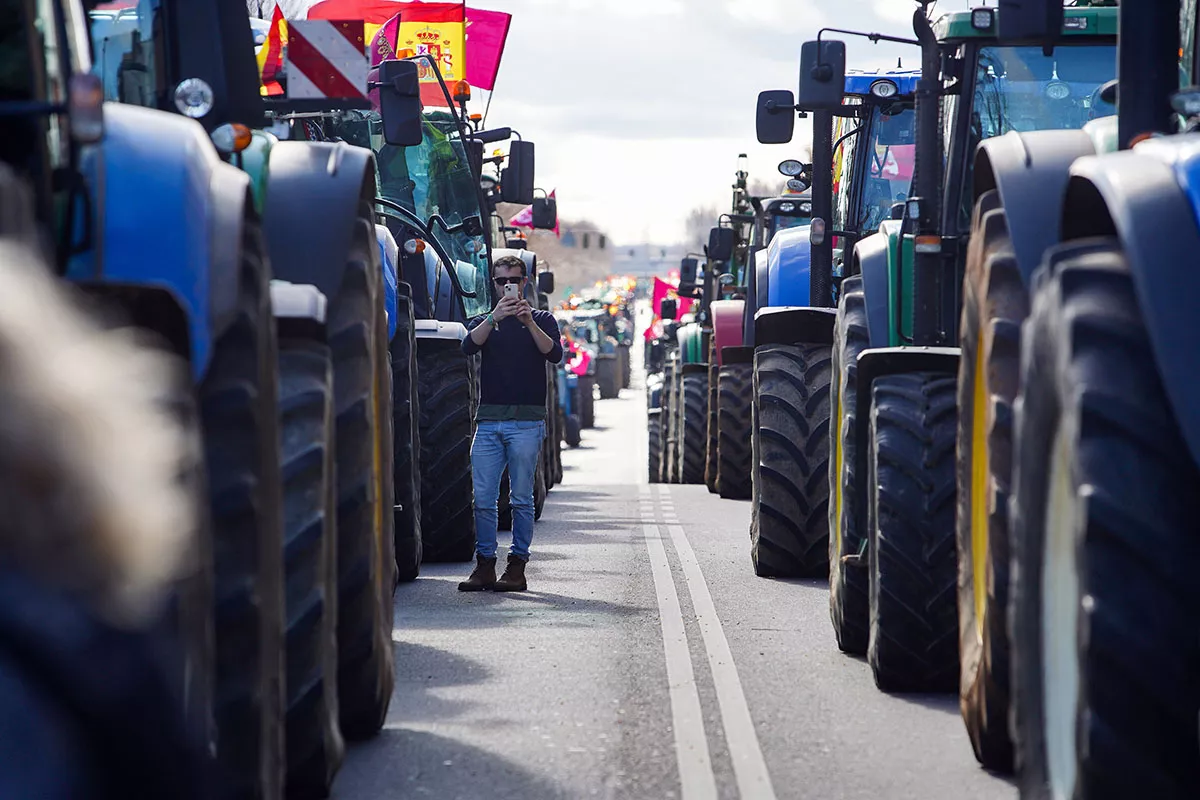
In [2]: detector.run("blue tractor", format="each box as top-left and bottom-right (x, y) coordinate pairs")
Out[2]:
(748, 67), (918, 577)
(966, 0), (1200, 794)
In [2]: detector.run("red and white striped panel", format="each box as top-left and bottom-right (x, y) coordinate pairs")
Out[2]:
(286, 20), (368, 100)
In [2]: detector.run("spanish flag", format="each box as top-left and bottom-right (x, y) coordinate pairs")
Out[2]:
(309, 1), (465, 107)
(256, 5), (288, 97)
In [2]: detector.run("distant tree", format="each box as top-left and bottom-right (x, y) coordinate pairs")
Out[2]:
(684, 204), (719, 252)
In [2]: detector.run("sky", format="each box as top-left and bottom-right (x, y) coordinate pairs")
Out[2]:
(283, 0), (977, 245)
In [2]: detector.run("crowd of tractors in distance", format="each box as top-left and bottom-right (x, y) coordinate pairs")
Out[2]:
(2, 0), (579, 798)
(646, 1), (1200, 796)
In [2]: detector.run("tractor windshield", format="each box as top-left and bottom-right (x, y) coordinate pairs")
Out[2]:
(88, 0), (168, 108)
(858, 104), (915, 233)
(340, 108), (492, 318)
(971, 45), (1116, 137)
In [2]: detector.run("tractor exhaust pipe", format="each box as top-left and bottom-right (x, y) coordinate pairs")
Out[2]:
(810, 108), (834, 308)
(909, 5), (942, 346)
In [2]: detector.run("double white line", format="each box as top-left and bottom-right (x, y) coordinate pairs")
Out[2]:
(637, 485), (777, 800)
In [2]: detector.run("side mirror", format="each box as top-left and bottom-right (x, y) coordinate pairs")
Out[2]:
(537, 270), (555, 295)
(501, 140), (535, 205)
(997, 0), (1062, 43)
(756, 89), (796, 144)
(679, 257), (699, 284)
(707, 227), (736, 262)
(532, 196), (557, 230)
(660, 298), (678, 321)
(797, 40), (846, 110)
(375, 60), (424, 146)
(890, 202), (905, 221)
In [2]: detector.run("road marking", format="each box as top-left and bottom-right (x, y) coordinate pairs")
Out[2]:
(667, 524), (778, 800)
(641, 523), (718, 800)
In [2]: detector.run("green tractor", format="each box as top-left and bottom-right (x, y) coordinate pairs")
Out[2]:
(800, 1), (1117, 701)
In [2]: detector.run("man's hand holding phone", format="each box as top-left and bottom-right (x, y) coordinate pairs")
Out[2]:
(492, 295), (521, 324)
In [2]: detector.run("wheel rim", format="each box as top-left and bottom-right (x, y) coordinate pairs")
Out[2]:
(1042, 422), (1081, 800)
(970, 335), (990, 639)
(833, 359), (846, 560)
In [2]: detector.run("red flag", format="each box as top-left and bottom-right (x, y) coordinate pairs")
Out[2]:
(257, 4), (287, 96)
(368, 12), (403, 66)
(465, 8), (511, 91)
(509, 204), (533, 229)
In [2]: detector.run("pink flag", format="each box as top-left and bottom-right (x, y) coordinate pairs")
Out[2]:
(368, 12), (402, 67)
(465, 8), (511, 91)
(509, 204), (533, 228)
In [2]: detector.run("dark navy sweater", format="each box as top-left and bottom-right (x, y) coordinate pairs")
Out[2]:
(462, 309), (563, 420)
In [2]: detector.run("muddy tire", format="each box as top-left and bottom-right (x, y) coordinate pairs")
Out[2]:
(200, 218), (285, 800)
(717, 362), (753, 500)
(277, 338), (344, 798)
(829, 276), (871, 655)
(955, 190), (1021, 771)
(866, 373), (958, 694)
(749, 343), (832, 578)
(679, 371), (708, 484)
(416, 340), (476, 563)
(704, 357), (720, 493)
(390, 286), (422, 583)
(1009, 241), (1200, 800)
(330, 222), (394, 740)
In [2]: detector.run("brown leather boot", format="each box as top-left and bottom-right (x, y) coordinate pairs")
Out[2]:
(493, 555), (527, 592)
(457, 555), (497, 592)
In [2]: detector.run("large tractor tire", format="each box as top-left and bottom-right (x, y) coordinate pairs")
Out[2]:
(866, 372), (958, 694)
(955, 190), (1021, 771)
(704, 357), (719, 493)
(1009, 242), (1200, 800)
(390, 287), (423, 583)
(200, 219), (285, 800)
(330, 221), (394, 741)
(678, 369), (708, 484)
(564, 411), (582, 448)
(749, 343), (832, 577)
(621, 343), (632, 389)
(597, 354), (621, 399)
(416, 339), (476, 562)
(277, 337), (343, 798)
(717, 358), (753, 500)
(662, 362), (678, 484)
(648, 408), (663, 483)
(829, 276), (871, 655)
(579, 375), (596, 429)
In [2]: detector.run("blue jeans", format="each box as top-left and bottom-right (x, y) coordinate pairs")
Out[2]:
(471, 420), (546, 560)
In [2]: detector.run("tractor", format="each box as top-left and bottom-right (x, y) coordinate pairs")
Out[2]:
(790, 1), (1117, 706)
(961, 0), (1200, 795)
(748, 66), (918, 577)
(87, 3), (411, 795)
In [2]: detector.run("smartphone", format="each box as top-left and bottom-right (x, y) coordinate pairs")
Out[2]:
(504, 283), (520, 301)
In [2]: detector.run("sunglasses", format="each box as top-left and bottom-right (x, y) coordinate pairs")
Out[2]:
(493, 277), (524, 285)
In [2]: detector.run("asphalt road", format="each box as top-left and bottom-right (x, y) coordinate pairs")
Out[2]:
(335, 322), (1016, 800)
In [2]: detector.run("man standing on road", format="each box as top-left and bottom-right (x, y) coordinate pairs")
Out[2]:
(459, 255), (563, 592)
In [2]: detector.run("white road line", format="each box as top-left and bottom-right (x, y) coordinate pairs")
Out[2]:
(667, 524), (778, 800)
(642, 523), (718, 800)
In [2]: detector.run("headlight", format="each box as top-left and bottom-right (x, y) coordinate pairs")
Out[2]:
(174, 78), (214, 119)
(870, 79), (898, 99)
(1046, 81), (1071, 101)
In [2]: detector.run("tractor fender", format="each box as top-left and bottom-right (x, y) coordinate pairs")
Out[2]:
(849, 231), (891, 348)
(753, 307), (836, 348)
(851, 346), (961, 542)
(765, 225), (811, 307)
(676, 322), (706, 365)
(1057, 138), (1200, 469)
(69, 103), (248, 381)
(710, 299), (744, 365)
(262, 140), (377, 304)
(974, 129), (1100, 284)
